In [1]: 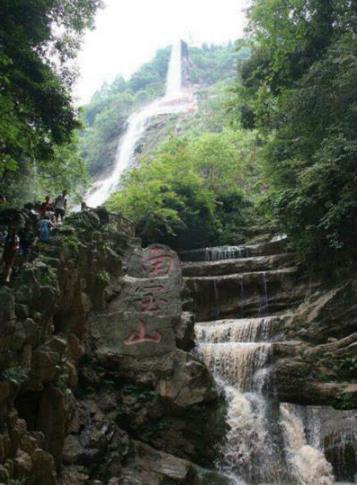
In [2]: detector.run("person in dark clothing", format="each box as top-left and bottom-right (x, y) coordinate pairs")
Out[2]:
(2, 227), (19, 282)
(19, 221), (36, 259)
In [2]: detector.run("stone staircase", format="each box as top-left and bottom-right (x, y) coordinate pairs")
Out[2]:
(182, 242), (306, 321)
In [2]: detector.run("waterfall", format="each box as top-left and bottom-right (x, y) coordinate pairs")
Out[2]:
(85, 40), (195, 208)
(192, 244), (357, 484)
(165, 41), (182, 98)
(196, 317), (274, 344)
(204, 246), (250, 261)
(196, 311), (346, 484)
(197, 315), (281, 483)
(280, 403), (335, 485)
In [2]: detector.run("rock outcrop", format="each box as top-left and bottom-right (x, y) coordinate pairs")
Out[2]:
(0, 210), (226, 484)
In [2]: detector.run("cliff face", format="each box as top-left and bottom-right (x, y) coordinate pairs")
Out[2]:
(0, 210), (226, 485)
(1, 212), (356, 484)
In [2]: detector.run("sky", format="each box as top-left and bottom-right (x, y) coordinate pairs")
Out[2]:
(74, 0), (249, 104)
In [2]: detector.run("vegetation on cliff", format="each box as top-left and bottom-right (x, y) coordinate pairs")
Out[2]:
(235, 0), (357, 264)
(107, 129), (262, 249)
(78, 43), (241, 177)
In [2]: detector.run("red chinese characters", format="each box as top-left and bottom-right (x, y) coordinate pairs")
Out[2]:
(124, 320), (161, 346)
(147, 246), (174, 277)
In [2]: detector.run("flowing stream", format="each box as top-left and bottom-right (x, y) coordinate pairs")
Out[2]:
(85, 41), (195, 208)
(192, 244), (357, 484)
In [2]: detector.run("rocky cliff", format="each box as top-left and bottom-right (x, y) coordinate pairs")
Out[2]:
(1, 212), (356, 484)
(181, 239), (357, 482)
(0, 210), (227, 484)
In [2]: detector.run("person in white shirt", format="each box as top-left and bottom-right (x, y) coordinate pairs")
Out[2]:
(54, 190), (68, 223)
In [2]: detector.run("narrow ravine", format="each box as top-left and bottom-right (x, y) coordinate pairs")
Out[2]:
(182, 240), (357, 484)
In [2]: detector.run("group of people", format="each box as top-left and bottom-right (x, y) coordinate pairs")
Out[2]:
(0, 191), (68, 283)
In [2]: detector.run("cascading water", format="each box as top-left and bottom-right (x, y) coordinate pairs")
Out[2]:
(197, 316), (285, 483)
(204, 246), (250, 262)
(280, 403), (335, 485)
(192, 244), (356, 484)
(85, 40), (195, 208)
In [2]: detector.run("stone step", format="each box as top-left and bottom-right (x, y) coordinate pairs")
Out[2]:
(179, 238), (289, 262)
(182, 253), (294, 277)
(184, 268), (308, 321)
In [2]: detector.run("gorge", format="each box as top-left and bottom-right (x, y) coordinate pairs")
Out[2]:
(0, 27), (356, 485)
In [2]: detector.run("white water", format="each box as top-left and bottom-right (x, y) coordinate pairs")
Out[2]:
(197, 315), (276, 482)
(280, 403), (334, 485)
(204, 246), (250, 261)
(196, 317), (274, 344)
(194, 248), (357, 483)
(86, 40), (196, 208)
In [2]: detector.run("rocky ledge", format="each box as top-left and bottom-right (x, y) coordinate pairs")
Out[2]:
(0, 209), (227, 484)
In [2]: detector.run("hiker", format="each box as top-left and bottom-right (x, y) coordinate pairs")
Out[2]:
(54, 190), (68, 223)
(19, 220), (36, 259)
(1, 226), (19, 283)
(38, 215), (55, 243)
(39, 196), (53, 218)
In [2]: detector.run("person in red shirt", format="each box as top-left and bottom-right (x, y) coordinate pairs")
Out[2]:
(39, 196), (53, 218)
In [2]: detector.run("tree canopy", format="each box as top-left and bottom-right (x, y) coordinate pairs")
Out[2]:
(0, 0), (101, 198)
(107, 129), (261, 249)
(236, 0), (357, 264)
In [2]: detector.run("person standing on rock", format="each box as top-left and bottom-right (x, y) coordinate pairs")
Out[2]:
(54, 190), (68, 223)
(1, 226), (19, 283)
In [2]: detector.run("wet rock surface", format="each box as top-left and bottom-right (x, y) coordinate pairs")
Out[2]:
(183, 238), (357, 483)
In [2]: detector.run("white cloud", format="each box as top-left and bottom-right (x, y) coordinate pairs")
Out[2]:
(74, 0), (249, 104)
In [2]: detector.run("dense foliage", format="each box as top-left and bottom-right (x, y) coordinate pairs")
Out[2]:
(237, 0), (357, 263)
(0, 0), (101, 201)
(107, 129), (262, 249)
(187, 43), (249, 85)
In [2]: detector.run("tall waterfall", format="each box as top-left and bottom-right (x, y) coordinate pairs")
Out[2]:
(85, 40), (194, 208)
(165, 41), (182, 98)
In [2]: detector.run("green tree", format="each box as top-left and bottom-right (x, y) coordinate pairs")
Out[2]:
(236, 0), (357, 264)
(107, 129), (259, 250)
(0, 0), (101, 195)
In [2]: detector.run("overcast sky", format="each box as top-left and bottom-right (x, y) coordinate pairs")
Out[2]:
(74, 0), (249, 104)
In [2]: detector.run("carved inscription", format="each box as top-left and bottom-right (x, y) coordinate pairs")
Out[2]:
(123, 245), (178, 348)
(147, 246), (174, 277)
(124, 320), (161, 345)
(133, 284), (168, 315)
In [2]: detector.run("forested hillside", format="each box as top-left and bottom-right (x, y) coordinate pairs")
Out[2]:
(108, 0), (357, 266)
(78, 43), (243, 177)
(235, 0), (357, 265)
(1, 3), (357, 485)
